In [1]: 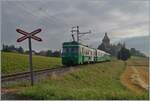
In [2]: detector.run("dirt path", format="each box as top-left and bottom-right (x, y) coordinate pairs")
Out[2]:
(120, 65), (149, 94)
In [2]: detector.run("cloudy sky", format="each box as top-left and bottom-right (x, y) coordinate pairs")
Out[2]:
(1, 0), (149, 54)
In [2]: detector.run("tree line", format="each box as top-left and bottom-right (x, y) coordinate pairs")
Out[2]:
(2, 44), (61, 57)
(2, 43), (146, 60)
(2, 44), (24, 53)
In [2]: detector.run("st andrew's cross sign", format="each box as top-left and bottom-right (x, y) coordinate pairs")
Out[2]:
(16, 28), (42, 42)
(16, 28), (42, 86)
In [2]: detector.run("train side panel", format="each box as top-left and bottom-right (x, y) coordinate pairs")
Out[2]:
(62, 41), (111, 65)
(79, 46), (95, 64)
(95, 49), (111, 62)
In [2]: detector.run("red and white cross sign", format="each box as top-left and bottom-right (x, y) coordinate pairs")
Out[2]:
(16, 28), (42, 86)
(16, 28), (42, 42)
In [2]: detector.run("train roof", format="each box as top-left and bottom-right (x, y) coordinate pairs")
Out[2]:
(63, 41), (90, 48)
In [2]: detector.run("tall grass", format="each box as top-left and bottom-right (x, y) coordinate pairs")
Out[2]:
(21, 60), (149, 100)
(127, 56), (149, 66)
(1, 52), (62, 75)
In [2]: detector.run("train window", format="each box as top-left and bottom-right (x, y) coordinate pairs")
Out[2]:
(80, 48), (82, 54)
(63, 48), (69, 53)
(63, 48), (66, 53)
(81, 48), (83, 54)
(86, 50), (88, 55)
(71, 48), (74, 52)
(82, 48), (85, 55)
(67, 48), (69, 53)
(75, 48), (78, 53)
(70, 47), (78, 53)
(68, 48), (71, 53)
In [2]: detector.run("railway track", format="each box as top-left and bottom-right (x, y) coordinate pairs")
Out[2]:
(1, 66), (72, 82)
(1, 62), (110, 82)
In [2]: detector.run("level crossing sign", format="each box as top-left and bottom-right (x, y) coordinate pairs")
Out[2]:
(16, 28), (42, 42)
(16, 28), (42, 86)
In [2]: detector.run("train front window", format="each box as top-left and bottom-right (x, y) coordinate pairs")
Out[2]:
(63, 48), (68, 53)
(70, 47), (78, 53)
(63, 47), (78, 53)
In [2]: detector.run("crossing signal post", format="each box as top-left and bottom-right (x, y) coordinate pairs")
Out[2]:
(71, 26), (91, 42)
(16, 28), (42, 86)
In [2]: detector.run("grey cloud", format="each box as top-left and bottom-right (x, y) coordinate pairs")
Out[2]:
(1, 0), (149, 54)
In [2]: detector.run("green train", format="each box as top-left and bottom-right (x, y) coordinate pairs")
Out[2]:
(62, 41), (111, 66)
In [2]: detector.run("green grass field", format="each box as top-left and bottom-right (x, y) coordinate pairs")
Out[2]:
(1, 52), (149, 100)
(1, 52), (62, 75)
(21, 59), (149, 100)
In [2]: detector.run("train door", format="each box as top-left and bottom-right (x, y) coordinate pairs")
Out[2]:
(81, 47), (85, 64)
(91, 50), (94, 62)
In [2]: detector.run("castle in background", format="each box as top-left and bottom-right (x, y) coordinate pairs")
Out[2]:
(98, 32), (111, 53)
(97, 32), (145, 57)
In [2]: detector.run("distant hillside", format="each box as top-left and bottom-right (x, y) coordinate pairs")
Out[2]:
(119, 36), (149, 56)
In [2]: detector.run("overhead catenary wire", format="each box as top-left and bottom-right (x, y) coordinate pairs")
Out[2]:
(71, 26), (91, 43)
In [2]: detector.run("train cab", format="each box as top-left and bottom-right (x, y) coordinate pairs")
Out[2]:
(62, 41), (80, 65)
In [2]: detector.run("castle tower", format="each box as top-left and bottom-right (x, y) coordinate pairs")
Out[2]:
(102, 32), (110, 47)
(98, 32), (111, 52)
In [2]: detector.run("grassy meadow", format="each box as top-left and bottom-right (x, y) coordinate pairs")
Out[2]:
(1, 52), (62, 75)
(20, 59), (149, 100)
(1, 52), (149, 100)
